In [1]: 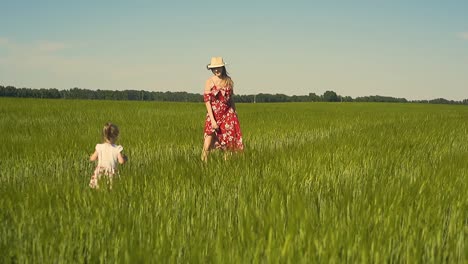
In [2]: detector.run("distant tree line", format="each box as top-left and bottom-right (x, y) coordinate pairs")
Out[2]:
(1, 85), (467, 105)
(0, 86), (202, 102)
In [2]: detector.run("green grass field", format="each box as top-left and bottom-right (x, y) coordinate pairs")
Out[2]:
(0, 97), (467, 263)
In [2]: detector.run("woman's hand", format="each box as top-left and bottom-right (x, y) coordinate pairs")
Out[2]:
(211, 120), (219, 130)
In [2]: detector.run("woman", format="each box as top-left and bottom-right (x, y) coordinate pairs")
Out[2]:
(201, 57), (244, 161)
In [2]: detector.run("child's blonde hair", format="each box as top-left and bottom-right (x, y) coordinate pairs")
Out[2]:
(103, 123), (119, 143)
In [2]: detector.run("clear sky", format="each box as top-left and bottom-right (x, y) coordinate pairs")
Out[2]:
(1, 0), (467, 100)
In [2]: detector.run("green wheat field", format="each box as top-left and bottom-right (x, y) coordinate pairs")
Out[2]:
(0, 97), (467, 263)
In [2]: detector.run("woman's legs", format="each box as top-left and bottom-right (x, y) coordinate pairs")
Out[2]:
(201, 135), (214, 162)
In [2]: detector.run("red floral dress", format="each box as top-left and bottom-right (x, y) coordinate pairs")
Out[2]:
(204, 84), (244, 151)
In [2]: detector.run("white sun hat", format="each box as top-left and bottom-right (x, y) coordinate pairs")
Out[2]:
(207, 57), (226, 69)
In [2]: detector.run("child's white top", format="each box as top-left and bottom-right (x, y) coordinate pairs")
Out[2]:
(95, 143), (123, 169)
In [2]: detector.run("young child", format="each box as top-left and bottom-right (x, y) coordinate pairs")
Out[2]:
(89, 122), (127, 189)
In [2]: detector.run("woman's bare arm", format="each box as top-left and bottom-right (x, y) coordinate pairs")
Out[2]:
(205, 79), (218, 129)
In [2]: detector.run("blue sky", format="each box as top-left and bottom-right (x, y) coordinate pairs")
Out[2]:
(1, 0), (467, 100)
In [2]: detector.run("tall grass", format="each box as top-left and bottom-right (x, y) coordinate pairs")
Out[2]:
(0, 98), (466, 263)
